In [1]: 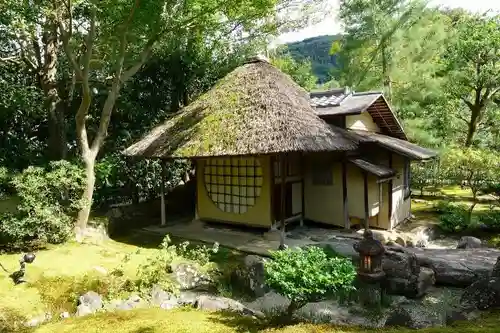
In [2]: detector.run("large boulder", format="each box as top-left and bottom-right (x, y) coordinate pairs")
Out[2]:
(172, 263), (212, 291)
(383, 249), (420, 279)
(491, 257), (500, 278)
(460, 277), (500, 310)
(385, 267), (435, 299)
(457, 236), (482, 249)
(404, 247), (500, 287)
(384, 305), (445, 329)
(245, 291), (291, 315)
(296, 301), (382, 327)
(231, 255), (269, 297)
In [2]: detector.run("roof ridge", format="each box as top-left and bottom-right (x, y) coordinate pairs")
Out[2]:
(352, 91), (383, 96)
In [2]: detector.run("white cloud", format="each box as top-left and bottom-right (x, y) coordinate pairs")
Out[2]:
(273, 0), (500, 45)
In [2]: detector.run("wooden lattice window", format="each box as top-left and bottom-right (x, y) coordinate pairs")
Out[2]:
(204, 157), (263, 214)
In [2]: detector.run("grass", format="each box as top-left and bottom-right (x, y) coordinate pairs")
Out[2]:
(0, 230), (245, 325)
(32, 307), (500, 333)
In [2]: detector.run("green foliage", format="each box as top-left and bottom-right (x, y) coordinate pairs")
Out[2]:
(270, 51), (318, 90)
(264, 247), (356, 316)
(285, 35), (342, 83)
(0, 161), (85, 248)
(479, 210), (500, 231)
(134, 235), (219, 293)
(94, 154), (188, 207)
(435, 201), (470, 233)
(443, 13), (500, 146)
(442, 148), (500, 199)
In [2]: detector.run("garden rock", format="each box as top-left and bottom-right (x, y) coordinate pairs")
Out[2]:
(385, 267), (435, 298)
(245, 291), (291, 315)
(195, 295), (265, 319)
(460, 277), (500, 310)
(59, 312), (70, 319)
(25, 313), (51, 327)
(384, 304), (445, 329)
(405, 247), (500, 287)
(78, 291), (103, 312)
(457, 236), (482, 249)
(75, 304), (93, 317)
(232, 255), (268, 297)
(383, 248), (420, 280)
(491, 256), (500, 278)
(178, 290), (210, 306)
(160, 298), (180, 310)
(296, 301), (381, 327)
(173, 263), (212, 291)
(150, 285), (173, 306)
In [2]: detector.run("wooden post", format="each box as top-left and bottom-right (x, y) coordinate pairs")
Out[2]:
(300, 153), (305, 227)
(160, 161), (167, 226)
(363, 171), (369, 230)
(342, 158), (349, 229)
(279, 154), (287, 249)
(388, 153), (393, 230)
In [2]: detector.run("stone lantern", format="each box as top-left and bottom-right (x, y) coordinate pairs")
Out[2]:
(353, 229), (386, 307)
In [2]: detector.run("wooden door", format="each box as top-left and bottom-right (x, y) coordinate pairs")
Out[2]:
(273, 182), (293, 222)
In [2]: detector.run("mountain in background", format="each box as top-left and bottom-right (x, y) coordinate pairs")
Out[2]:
(285, 35), (342, 83)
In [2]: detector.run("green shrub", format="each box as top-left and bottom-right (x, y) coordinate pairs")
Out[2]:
(0, 161), (85, 249)
(0, 167), (10, 198)
(479, 210), (500, 230)
(134, 235), (218, 294)
(437, 202), (470, 233)
(264, 246), (356, 321)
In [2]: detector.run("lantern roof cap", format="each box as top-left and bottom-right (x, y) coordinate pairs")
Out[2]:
(354, 229), (385, 255)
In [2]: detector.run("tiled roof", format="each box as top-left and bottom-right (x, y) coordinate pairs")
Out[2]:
(310, 88), (350, 107)
(309, 88), (406, 140)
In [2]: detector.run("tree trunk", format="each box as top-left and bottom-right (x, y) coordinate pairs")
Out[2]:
(42, 21), (67, 160)
(285, 300), (303, 322)
(381, 45), (392, 101)
(465, 106), (481, 147)
(76, 156), (96, 232)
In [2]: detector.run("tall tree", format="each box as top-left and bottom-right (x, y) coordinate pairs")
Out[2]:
(337, 0), (425, 100)
(443, 14), (500, 147)
(0, 1), (69, 160)
(54, 0), (323, 232)
(270, 49), (318, 90)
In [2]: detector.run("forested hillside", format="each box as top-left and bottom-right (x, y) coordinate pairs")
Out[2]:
(285, 35), (342, 83)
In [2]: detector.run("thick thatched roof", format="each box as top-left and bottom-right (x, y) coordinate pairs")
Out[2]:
(123, 59), (357, 159)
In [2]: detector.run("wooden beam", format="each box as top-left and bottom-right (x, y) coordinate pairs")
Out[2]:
(363, 171), (369, 230)
(342, 158), (350, 229)
(160, 161), (167, 226)
(279, 154), (287, 249)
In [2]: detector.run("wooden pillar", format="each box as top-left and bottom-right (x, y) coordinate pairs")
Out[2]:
(279, 154), (287, 249)
(300, 153), (305, 227)
(342, 158), (350, 229)
(363, 171), (369, 230)
(388, 153), (393, 230)
(160, 161), (167, 226)
(378, 181), (383, 227)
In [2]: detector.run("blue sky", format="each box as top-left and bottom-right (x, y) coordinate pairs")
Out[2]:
(276, 0), (500, 44)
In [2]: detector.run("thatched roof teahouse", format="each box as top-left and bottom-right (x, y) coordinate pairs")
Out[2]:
(123, 57), (357, 159)
(124, 56), (437, 243)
